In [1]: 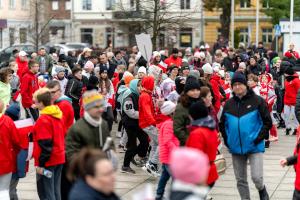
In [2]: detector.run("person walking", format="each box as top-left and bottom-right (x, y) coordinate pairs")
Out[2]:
(220, 72), (272, 200)
(32, 88), (65, 200)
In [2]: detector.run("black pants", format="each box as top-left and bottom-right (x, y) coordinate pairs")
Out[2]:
(102, 107), (114, 131)
(25, 107), (39, 121)
(123, 125), (149, 167)
(60, 163), (73, 200)
(294, 189), (300, 200)
(72, 102), (80, 120)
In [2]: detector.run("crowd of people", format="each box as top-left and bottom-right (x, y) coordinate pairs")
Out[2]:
(0, 39), (300, 200)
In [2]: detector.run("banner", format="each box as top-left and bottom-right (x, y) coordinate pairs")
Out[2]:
(135, 33), (153, 63)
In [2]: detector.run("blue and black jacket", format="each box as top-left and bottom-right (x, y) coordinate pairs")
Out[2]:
(220, 89), (272, 155)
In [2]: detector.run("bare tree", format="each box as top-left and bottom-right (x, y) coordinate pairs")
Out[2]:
(116, 0), (201, 49)
(28, 0), (54, 52)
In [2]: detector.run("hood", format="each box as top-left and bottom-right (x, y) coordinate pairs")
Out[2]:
(190, 115), (216, 130)
(211, 74), (221, 82)
(40, 105), (62, 119)
(117, 85), (131, 106)
(55, 95), (72, 104)
(141, 76), (155, 92)
(156, 116), (172, 129)
(129, 79), (140, 97)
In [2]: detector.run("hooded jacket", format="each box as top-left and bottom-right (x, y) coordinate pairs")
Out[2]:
(284, 74), (300, 106)
(55, 95), (74, 132)
(20, 70), (39, 108)
(16, 56), (28, 78)
(33, 105), (65, 167)
(186, 116), (219, 185)
(0, 114), (21, 175)
(210, 74), (222, 113)
(139, 76), (156, 128)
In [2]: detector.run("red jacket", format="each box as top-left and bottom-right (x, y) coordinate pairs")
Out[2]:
(139, 76), (156, 129)
(186, 126), (219, 185)
(33, 106), (65, 167)
(16, 56), (28, 78)
(20, 71), (39, 108)
(158, 117), (180, 164)
(210, 74), (222, 113)
(164, 56), (182, 68)
(284, 75), (300, 106)
(56, 97), (74, 133)
(0, 114), (21, 175)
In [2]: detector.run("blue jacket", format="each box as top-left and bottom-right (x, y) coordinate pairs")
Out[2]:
(220, 90), (272, 155)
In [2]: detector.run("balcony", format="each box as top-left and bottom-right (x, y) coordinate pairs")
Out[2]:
(112, 10), (151, 21)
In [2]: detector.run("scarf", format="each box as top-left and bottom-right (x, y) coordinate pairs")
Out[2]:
(84, 111), (104, 147)
(191, 115), (216, 130)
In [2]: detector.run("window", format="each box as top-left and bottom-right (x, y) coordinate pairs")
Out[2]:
(240, 0), (250, 8)
(180, 0), (191, 9)
(21, 0), (27, 9)
(262, 0), (269, 8)
(9, 28), (15, 46)
(106, 0), (115, 10)
(65, 1), (71, 10)
(9, 0), (16, 9)
(52, 1), (58, 10)
(180, 28), (193, 47)
(262, 28), (273, 43)
(19, 28), (27, 43)
(239, 28), (248, 43)
(81, 28), (93, 44)
(82, 0), (92, 10)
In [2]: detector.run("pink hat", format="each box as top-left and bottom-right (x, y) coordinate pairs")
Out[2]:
(170, 147), (209, 184)
(84, 61), (94, 70)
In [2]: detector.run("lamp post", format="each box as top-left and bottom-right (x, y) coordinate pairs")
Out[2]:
(255, 0), (259, 46)
(290, 0), (294, 40)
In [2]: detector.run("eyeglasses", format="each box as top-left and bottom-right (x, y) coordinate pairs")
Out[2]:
(50, 89), (60, 94)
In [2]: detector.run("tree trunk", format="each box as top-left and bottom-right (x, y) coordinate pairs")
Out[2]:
(34, 0), (39, 52)
(220, 1), (231, 42)
(152, 0), (159, 50)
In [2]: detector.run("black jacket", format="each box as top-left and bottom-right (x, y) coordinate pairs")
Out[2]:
(122, 93), (139, 128)
(69, 179), (120, 200)
(65, 77), (83, 103)
(98, 62), (117, 80)
(247, 64), (261, 76)
(223, 56), (237, 72)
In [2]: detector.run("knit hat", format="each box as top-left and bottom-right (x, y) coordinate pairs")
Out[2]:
(152, 51), (161, 58)
(189, 100), (209, 120)
(99, 65), (108, 74)
(188, 70), (200, 79)
(87, 75), (99, 91)
(84, 61), (94, 70)
(285, 67), (295, 76)
(138, 66), (147, 74)
(181, 62), (190, 71)
(82, 90), (105, 111)
(170, 147), (209, 184)
(194, 51), (205, 59)
(175, 76), (185, 94)
(55, 66), (65, 74)
(202, 63), (213, 75)
(231, 72), (247, 86)
(184, 76), (200, 93)
(160, 101), (176, 116)
(212, 62), (221, 72)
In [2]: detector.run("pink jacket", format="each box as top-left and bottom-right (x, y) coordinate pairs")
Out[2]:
(158, 117), (180, 164)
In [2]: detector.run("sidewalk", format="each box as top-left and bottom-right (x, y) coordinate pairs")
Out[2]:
(17, 128), (296, 200)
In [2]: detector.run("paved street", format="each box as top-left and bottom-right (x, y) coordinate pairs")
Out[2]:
(18, 128), (296, 200)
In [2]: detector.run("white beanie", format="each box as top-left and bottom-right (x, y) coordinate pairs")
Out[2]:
(218, 70), (225, 78)
(160, 101), (176, 116)
(212, 62), (221, 72)
(153, 51), (161, 58)
(138, 66), (147, 74)
(194, 51), (205, 59)
(202, 63), (213, 75)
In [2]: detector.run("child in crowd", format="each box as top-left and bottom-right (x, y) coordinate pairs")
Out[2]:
(247, 73), (260, 96)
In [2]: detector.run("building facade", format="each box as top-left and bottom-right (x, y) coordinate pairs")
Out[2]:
(0, 0), (32, 49)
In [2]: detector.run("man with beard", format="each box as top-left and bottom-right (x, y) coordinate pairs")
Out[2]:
(164, 48), (183, 68)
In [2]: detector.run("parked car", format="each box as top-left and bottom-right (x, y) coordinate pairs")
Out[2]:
(0, 44), (35, 64)
(65, 43), (91, 51)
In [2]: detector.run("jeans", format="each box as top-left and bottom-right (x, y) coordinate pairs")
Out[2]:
(9, 174), (19, 200)
(123, 126), (149, 167)
(37, 164), (63, 200)
(17, 149), (28, 178)
(232, 153), (264, 200)
(156, 164), (171, 199)
(143, 125), (159, 165)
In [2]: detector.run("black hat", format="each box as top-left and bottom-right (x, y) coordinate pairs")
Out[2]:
(189, 100), (209, 120)
(87, 75), (99, 91)
(184, 76), (200, 93)
(231, 72), (247, 86)
(285, 67), (295, 76)
(172, 48), (179, 54)
(168, 64), (178, 73)
(99, 65), (108, 74)
(175, 76), (185, 94)
(181, 62), (190, 71)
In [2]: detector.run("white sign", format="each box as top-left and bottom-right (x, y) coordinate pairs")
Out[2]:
(135, 33), (153, 63)
(279, 21), (300, 33)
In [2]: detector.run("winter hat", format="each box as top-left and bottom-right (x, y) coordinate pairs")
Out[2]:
(212, 62), (221, 72)
(87, 75), (99, 91)
(175, 76), (185, 94)
(84, 61), (94, 70)
(19, 51), (27, 57)
(184, 76), (200, 93)
(181, 62), (190, 71)
(194, 51), (205, 59)
(148, 65), (162, 80)
(172, 48), (179, 54)
(231, 72), (247, 86)
(138, 66), (147, 74)
(152, 51), (161, 58)
(99, 65), (108, 74)
(189, 100), (209, 120)
(82, 90), (105, 111)
(129, 79), (140, 96)
(170, 147), (209, 184)
(202, 63), (213, 75)
(124, 74), (134, 87)
(188, 70), (200, 79)
(55, 66), (65, 74)
(141, 76), (155, 92)
(160, 101), (176, 116)
(285, 67), (295, 76)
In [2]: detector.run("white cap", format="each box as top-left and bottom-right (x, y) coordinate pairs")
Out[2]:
(160, 101), (176, 116)
(202, 63), (213, 75)
(19, 51), (27, 57)
(138, 66), (147, 74)
(212, 62), (221, 72)
(83, 47), (92, 52)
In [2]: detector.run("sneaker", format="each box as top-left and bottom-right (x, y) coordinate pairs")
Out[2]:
(286, 128), (291, 135)
(143, 162), (160, 177)
(131, 157), (147, 167)
(121, 166), (136, 174)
